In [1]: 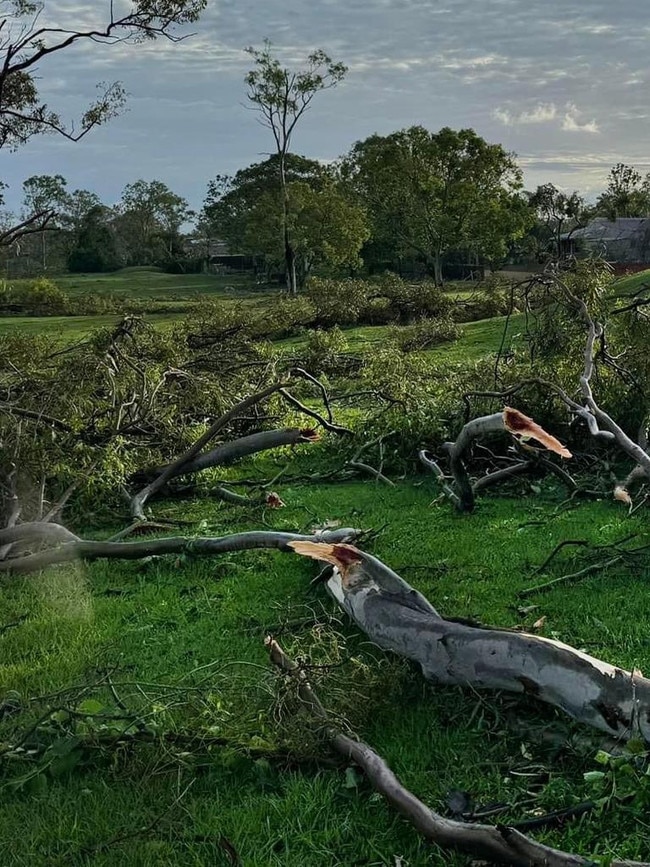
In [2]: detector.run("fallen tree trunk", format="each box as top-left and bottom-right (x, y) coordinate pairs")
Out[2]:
(0, 526), (362, 575)
(141, 428), (320, 482)
(267, 636), (649, 867)
(290, 542), (650, 743)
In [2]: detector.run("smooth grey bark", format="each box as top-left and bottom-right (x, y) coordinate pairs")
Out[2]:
(148, 428), (317, 479)
(291, 542), (650, 743)
(0, 525), (361, 575)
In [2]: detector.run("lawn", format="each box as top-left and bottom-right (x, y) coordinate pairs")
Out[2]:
(2, 268), (648, 865)
(1, 478), (649, 865)
(611, 267), (650, 295)
(9, 267), (265, 300)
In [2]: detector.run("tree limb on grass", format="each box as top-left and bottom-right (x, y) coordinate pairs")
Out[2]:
(0, 526), (363, 575)
(266, 635), (648, 867)
(289, 542), (650, 744)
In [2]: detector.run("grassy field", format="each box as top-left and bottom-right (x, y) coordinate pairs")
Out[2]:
(2, 479), (649, 865)
(611, 267), (650, 295)
(8, 267), (264, 300)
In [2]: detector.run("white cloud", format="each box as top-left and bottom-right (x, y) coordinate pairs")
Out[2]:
(493, 102), (557, 126)
(562, 104), (599, 133)
(495, 102), (599, 134)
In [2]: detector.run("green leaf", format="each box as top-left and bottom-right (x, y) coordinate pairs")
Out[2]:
(77, 698), (105, 715)
(583, 770), (606, 784)
(49, 736), (81, 757)
(344, 766), (362, 789)
(25, 773), (48, 796)
(49, 750), (82, 778)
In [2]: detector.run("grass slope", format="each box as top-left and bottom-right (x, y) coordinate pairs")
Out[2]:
(9, 269), (261, 300)
(2, 480), (650, 865)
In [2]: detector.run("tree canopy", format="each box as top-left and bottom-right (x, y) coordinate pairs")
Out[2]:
(343, 125), (530, 284)
(0, 0), (206, 246)
(202, 154), (368, 287)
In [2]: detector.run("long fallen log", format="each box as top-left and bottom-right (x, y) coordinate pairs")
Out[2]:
(0, 525), (362, 575)
(290, 541), (650, 743)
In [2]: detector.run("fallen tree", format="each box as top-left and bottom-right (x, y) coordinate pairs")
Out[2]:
(290, 541), (650, 744)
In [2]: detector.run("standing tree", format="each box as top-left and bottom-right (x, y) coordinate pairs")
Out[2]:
(21, 173), (68, 271)
(67, 204), (121, 273)
(245, 41), (347, 294)
(527, 183), (585, 261)
(0, 0), (206, 245)
(117, 180), (191, 265)
(594, 163), (650, 219)
(343, 126), (529, 286)
(202, 154), (368, 285)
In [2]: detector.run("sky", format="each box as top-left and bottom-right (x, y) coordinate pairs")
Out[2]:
(4, 0), (650, 213)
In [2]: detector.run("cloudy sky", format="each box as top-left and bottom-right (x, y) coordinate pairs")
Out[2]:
(4, 0), (650, 212)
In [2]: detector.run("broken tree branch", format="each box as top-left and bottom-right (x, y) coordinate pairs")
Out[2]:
(290, 542), (650, 744)
(130, 382), (289, 519)
(266, 636), (648, 867)
(425, 408), (571, 512)
(0, 526), (363, 576)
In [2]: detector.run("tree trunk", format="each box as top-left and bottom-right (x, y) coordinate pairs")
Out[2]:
(291, 542), (650, 744)
(279, 150), (297, 295)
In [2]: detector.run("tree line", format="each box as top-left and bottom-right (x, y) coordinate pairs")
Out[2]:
(2, 5), (648, 287)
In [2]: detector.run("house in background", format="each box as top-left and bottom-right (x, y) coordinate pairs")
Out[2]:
(183, 238), (259, 273)
(561, 217), (650, 273)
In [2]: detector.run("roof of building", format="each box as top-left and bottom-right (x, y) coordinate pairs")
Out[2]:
(562, 217), (650, 242)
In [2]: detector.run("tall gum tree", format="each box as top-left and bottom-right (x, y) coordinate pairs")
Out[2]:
(244, 41), (347, 294)
(343, 125), (530, 286)
(202, 154), (368, 286)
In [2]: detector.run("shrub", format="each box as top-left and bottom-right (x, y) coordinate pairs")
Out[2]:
(371, 273), (454, 323)
(297, 327), (359, 376)
(391, 317), (461, 352)
(254, 296), (317, 338)
(452, 275), (517, 323)
(306, 277), (370, 326)
(0, 278), (69, 315)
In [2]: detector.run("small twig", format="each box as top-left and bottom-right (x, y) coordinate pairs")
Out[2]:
(520, 556), (623, 597)
(532, 540), (590, 576)
(279, 388), (353, 436)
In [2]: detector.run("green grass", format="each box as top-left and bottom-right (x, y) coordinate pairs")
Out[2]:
(612, 268), (650, 295)
(2, 478), (650, 864)
(0, 312), (184, 337)
(9, 269), (264, 300)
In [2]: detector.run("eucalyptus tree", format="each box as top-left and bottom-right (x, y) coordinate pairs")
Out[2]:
(245, 41), (347, 293)
(21, 174), (67, 270)
(343, 126), (529, 285)
(118, 180), (191, 265)
(202, 154), (368, 286)
(0, 0), (206, 245)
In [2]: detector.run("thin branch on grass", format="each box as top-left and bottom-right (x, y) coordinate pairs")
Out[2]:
(519, 556), (624, 597)
(0, 526), (363, 575)
(266, 636), (647, 867)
